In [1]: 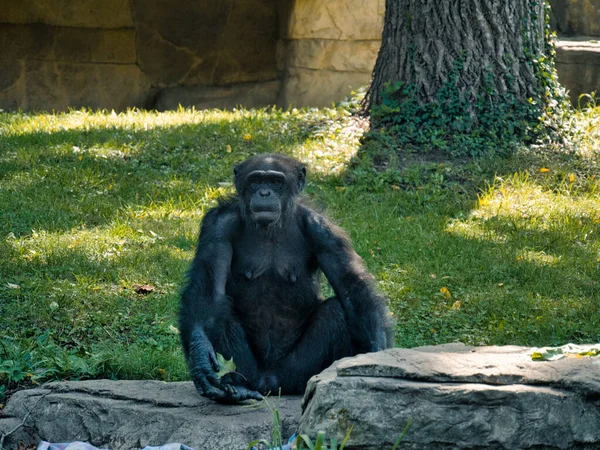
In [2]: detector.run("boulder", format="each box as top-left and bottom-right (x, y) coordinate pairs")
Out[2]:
(300, 344), (600, 450)
(0, 380), (301, 450)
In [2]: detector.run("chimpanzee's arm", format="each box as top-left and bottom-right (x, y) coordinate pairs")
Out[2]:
(179, 207), (262, 403)
(304, 209), (393, 352)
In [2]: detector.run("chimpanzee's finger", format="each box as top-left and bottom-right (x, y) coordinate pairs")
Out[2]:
(208, 349), (220, 372)
(194, 376), (227, 401)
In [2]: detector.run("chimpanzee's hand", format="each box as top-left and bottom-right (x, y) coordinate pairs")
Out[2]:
(188, 328), (262, 404)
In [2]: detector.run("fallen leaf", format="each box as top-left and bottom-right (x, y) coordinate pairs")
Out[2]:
(133, 284), (155, 294)
(243, 134), (252, 141)
(539, 167), (550, 173)
(429, 274), (437, 279)
(440, 287), (451, 299)
(569, 173), (576, 183)
(451, 300), (462, 311)
(7, 283), (20, 289)
(226, 144), (232, 153)
(216, 353), (236, 379)
(158, 368), (168, 381)
(168, 325), (180, 335)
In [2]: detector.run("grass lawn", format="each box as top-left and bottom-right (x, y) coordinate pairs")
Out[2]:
(1, 103), (599, 393)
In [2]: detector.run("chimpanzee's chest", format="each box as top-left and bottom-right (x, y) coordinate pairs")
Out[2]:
(225, 230), (321, 351)
(228, 232), (316, 286)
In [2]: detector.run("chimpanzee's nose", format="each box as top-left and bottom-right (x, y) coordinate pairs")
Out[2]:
(259, 189), (271, 197)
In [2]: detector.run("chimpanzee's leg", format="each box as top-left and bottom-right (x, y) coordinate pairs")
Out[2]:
(261, 297), (355, 394)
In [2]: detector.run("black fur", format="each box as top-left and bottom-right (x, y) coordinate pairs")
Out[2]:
(180, 154), (393, 403)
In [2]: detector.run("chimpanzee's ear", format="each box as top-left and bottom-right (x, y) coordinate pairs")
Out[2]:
(233, 164), (242, 193)
(297, 166), (306, 193)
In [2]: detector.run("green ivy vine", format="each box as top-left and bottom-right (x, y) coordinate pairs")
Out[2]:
(366, 0), (572, 159)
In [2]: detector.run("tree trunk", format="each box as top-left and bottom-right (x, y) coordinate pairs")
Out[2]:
(366, 0), (546, 113)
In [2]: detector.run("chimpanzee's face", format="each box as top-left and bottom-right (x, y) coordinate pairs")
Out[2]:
(234, 154), (306, 227)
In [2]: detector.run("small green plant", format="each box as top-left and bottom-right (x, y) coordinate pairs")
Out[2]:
(246, 393), (286, 450)
(391, 418), (413, 450)
(296, 428), (353, 450)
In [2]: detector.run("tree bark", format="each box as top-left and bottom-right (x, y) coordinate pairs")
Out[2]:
(365, 0), (547, 114)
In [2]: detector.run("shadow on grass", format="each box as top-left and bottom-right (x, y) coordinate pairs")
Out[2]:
(333, 135), (600, 346)
(0, 113), (315, 236)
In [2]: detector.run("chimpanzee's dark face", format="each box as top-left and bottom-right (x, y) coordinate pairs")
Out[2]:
(234, 154), (306, 227)
(246, 169), (286, 226)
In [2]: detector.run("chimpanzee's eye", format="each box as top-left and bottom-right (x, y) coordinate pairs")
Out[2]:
(251, 182), (260, 191)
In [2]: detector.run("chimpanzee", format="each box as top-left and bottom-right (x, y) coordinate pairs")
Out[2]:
(179, 153), (393, 403)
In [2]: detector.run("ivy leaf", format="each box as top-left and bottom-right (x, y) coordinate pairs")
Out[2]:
(215, 353), (236, 379)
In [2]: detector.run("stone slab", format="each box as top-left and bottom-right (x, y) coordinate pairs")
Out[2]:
(287, 0), (384, 40)
(550, 0), (600, 37)
(0, 0), (134, 28)
(300, 346), (600, 450)
(279, 68), (371, 108)
(0, 24), (136, 64)
(0, 380), (301, 450)
(0, 60), (149, 112)
(280, 39), (380, 73)
(155, 80), (281, 111)
(556, 38), (600, 105)
(131, 0), (279, 86)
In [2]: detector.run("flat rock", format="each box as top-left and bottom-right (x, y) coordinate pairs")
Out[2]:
(300, 345), (600, 450)
(0, 380), (301, 450)
(556, 38), (600, 105)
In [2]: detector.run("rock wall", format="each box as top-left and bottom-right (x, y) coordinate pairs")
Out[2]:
(550, 0), (600, 104)
(0, 0), (281, 111)
(551, 0), (600, 37)
(277, 0), (384, 107)
(0, 0), (594, 111)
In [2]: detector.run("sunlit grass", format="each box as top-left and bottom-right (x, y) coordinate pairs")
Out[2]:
(0, 103), (599, 390)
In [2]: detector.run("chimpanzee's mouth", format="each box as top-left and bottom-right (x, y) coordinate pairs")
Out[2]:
(251, 209), (280, 225)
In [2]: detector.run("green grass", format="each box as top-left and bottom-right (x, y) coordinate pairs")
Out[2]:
(0, 103), (599, 390)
